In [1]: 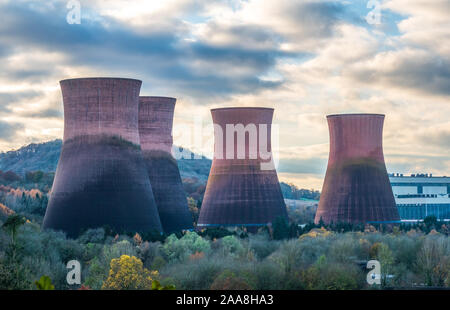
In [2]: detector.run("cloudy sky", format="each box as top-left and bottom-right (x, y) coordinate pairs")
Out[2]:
(0, 0), (448, 189)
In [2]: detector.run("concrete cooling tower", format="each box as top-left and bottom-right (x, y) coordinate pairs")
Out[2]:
(315, 113), (399, 224)
(139, 96), (193, 232)
(198, 107), (288, 229)
(43, 78), (163, 237)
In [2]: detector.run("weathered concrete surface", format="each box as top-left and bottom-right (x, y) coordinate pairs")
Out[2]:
(315, 114), (399, 224)
(198, 107), (288, 228)
(43, 78), (162, 237)
(139, 96), (193, 232)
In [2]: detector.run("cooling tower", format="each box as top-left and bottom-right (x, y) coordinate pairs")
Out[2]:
(315, 113), (399, 224)
(198, 107), (288, 229)
(139, 96), (193, 233)
(43, 78), (163, 237)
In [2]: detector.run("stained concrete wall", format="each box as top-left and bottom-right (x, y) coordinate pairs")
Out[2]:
(315, 114), (399, 224)
(139, 96), (193, 232)
(198, 107), (288, 228)
(43, 78), (162, 237)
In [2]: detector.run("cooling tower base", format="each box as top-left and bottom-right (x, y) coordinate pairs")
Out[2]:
(198, 163), (288, 227)
(143, 150), (193, 233)
(43, 135), (163, 237)
(315, 158), (400, 224)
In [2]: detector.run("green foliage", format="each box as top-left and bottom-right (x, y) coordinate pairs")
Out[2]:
(220, 235), (245, 256)
(272, 216), (290, 240)
(416, 235), (449, 287)
(2, 214), (26, 240)
(210, 270), (255, 290)
(424, 215), (438, 229)
(0, 258), (33, 290)
(280, 182), (320, 200)
(35, 275), (55, 290)
(25, 171), (44, 183)
(0, 204), (449, 291)
(102, 255), (158, 290)
(198, 227), (234, 239)
(301, 255), (363, 290)
(248, 233), (280, 260)
(377, 243), (395, 287)
(151, 280), (175, 290)
(162, 232), (210, 262)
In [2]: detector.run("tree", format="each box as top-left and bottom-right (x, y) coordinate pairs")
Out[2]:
(272, 216), (290, 240)
(102, 255), (158, 290)
(416, 237), (449, 286)
(2, 214), (26, 262)
(0, 214), (30, 289)
(424, 215), (438, 230)
(187, 197), (199, 224)
(377, 243), (394, 287)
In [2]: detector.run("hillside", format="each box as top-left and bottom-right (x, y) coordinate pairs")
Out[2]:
(0, 203), (15, 222)
(0, 140), (212, 181)
(0, 140), (318, 200)
(0, 140), (62, 175)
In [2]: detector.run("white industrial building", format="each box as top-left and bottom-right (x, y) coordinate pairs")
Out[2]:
(389, 173), (450, 221)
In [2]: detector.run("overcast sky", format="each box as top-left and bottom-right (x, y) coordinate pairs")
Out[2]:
(0, 0), (448, 189)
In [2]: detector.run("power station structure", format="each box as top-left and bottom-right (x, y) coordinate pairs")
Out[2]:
(198, 107), (288, 229)
(43, 78), (163, 237)
(315, 113), (400, 224)
(139, 96), (193, 232)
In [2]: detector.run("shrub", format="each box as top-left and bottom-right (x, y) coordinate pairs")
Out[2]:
(162, 232), (210, 262)
(210, 270), (255, 290)
(102, 255), (158, 290)
(301, 255), (363, 290)
(220, 235), (245, 256)
(248, 233), (280, 260)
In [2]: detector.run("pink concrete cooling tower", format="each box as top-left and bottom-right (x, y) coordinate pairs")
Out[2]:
(198, 107), (288, 228)
(43, 78), (162, 237)
(315, 113), (399, 224)
(139, 96), (193, 233)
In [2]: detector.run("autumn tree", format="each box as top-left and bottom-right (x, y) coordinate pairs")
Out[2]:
(102, 255), (158, 290)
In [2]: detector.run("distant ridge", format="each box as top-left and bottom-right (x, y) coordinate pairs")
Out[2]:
(0, 140), (318, 200)
(0, 140), (62, 175)
(0, 140), (212, 181)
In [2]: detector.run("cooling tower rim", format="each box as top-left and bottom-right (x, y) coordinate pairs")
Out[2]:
(60, 77), (142, 84)
(139, 96), (177, 101)
(211, 107), (274, 112)
(327, 113), (385, 118)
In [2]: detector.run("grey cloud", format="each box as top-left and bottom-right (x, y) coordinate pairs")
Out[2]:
(386, 153), (450, 176)
(0, 90), (43, 113)
(347, 54), (450, 96)
(418, 128), (450, 151)
(281, 1), (356, 38)
(22, 108), (63, 119)
(0, 121), (24, 142)
(278, 158), (327, 175)
(0, 1), (294, 100)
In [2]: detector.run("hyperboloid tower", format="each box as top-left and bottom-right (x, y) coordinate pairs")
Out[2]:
(198, 107), (288, 229)
(139, 96), (193, 233)
(43, 78), (163, 237)
(315, 113), (399, 224)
